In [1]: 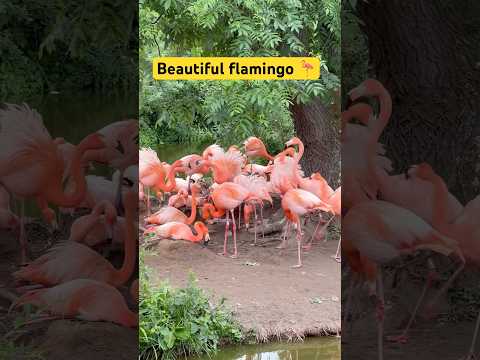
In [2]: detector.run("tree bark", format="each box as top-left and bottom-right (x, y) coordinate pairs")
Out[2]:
(290, 97), (341, 186)
(357, 0), (480, 203)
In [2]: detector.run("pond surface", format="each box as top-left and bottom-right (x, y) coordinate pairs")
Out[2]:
(190, 338), (340, 360)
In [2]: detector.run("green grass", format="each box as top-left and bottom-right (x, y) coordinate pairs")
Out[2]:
(139, 251), (243, 360)
(0, 339), (45, 360)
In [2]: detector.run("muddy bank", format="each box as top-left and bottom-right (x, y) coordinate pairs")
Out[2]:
(143, 217), (341, 341)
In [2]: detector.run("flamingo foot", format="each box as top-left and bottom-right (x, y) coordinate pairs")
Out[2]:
(459, 353), (478, 360)
(217, 252), (227, 256)
(332, 254), (341, 263)
(230, 254), (238, 259)
(387, 334), (409, 344)
(291, 264), (303, 269)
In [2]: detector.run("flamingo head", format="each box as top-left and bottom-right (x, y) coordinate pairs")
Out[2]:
(78, 132), (106, 152)
(348, 79), (385, 101)
(244, 137), (268, 158)
(407, 163), (435, 180)
(285, 136), (302, 148)
(194, 221), (210, 246)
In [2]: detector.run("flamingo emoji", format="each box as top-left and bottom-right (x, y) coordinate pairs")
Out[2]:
(143, 221), (210, 244)
(301, 59), (314, 77)
(12, 279), (137, 327)
(13, 190), (137, 287)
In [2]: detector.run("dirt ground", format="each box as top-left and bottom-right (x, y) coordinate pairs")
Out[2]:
(143, 207), (341, 341)
(0, 217), (137, 360)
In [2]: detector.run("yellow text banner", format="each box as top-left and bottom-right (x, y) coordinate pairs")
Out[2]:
(152, 57), (320, 80)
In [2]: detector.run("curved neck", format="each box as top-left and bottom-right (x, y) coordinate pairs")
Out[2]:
(162, 161), (181, 192)
(203, 203), (225, 219)
(262, 149), (274, 161)
(427, 174), (451, 233)
(191, 223), (205, 242)
(186, 191), (198, 224)
(47, 143), (89, 207)
(113, 199), (136, 286)
(70, 214), (100, 242)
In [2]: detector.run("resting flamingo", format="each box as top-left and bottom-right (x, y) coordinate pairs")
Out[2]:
(145, 184), (200, 225)
(13, 190), (137, 287)
(12, 279), (137, 327)
(144, 221), (210, 244)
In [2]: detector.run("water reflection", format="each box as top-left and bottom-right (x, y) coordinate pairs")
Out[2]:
(190, 338), (340, 360)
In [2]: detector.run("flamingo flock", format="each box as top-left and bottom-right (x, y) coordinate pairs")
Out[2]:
(140, 136), (340, 268)
(0, 104), (139, 328)
(342, 79), (479, 359)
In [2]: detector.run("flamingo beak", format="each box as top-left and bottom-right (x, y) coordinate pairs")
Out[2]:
(203, 233), (210, 247)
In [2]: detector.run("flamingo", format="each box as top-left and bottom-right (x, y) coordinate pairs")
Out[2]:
(143, 221), (210, 244)
(343, 200), (465, 360)
(243, 137), (274, 161)
(12, 279), (137, 327)
(281, 188), (332, 267)
(13, 190), (137, 287)
(0, 104), (105, 263)
(0, 185), (19, 234)
(202, 182), (258, 257)
(233, 174), (272, 244)
(82, 120), (138, 214)
(200, 146), (244, 184)
(145, 184), (200, 225)
(68, 200), (117, 247)
(342, 82), (393, 211)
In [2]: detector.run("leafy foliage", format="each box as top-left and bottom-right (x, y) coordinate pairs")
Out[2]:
(140, 0), (340, 148)
(139, 253), (242, 359)
(1, 0), (138, 100)
(0, 339), (45, 360)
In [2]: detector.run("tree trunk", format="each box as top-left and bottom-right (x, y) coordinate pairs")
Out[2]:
(357, 0), (480, 203)
(290, 97), (341, 186)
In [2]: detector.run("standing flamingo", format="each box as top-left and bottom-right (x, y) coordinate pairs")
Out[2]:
(203, 182), (258, 258)
(281, 188), (332, 267)
(343, 200), (464, 360)
(12, 279), (137, 327)
(0, 104), (105, 263)
(13, 190), (137, 287)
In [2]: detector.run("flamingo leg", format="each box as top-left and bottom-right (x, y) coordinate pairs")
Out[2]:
(462, 310), (480, 359)
(260, 205), (265, 238)
(230, 210), (238, 258)
(376, 268), (385, 360)
(276, 221), (290, 249)
(388, 259), (436, 344)
(238, 204), (241, 229)
(19, 199), (28, 265)
(343, 273), (359, 338)
(292, 218), (303, 268)
(146, 187), (150, 216)
(253, 203), (257, 246)
(334, 236), (341, 263)
(219, 211), (229, 256)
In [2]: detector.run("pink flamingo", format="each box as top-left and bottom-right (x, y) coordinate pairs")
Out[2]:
(243, 137), (275, 161)
(69, 200), (117, 247)
(0, 104), (105, 263)
(12, 279), (137, 327)
(281, 188), (332, 267)
(202, 182), (258, 258)
(13, 190), (137, 287)
(201, 146), (244, 184)
(144, 221), (210, 244)
(82, 120), (138, 213)
(145, 184), (200, 225)
(343, 200), (464, 360)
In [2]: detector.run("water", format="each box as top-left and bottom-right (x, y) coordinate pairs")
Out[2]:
(190, 338), (340, 360)
(156, 143), (207, 164)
